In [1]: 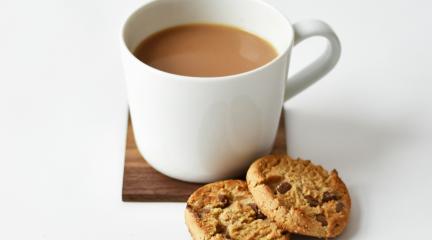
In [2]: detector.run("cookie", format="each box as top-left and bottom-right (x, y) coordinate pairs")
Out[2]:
(185, 180), (289, 240)
(246, 155), (351, 238)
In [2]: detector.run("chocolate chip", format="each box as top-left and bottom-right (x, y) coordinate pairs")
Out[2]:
(276, 182), (292, 194)
(218, 194), (231, 208)
(215, 223), (231, 239)
(336, 202), (344, 212)
(249, 203), (267, 219)
(315, 214), (328, 226)
(304, 195), (319, 207)
(216, 223), (226, 234)
(322, 192), (339, 202)
(256, 212), (266, 219)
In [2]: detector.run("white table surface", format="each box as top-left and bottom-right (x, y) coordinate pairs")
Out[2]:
(1, 0), (431, 239)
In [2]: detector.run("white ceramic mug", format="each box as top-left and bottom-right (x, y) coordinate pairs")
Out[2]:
(120, 0), (341, 183)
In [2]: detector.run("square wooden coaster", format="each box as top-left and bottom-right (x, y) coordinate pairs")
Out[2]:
(122, 115), (286, 202)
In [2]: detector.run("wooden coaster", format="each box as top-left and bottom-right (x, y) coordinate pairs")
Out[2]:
(122, 115), (286, 202)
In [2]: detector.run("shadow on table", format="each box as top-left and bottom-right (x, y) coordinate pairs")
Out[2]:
(284, 108), (413, 170)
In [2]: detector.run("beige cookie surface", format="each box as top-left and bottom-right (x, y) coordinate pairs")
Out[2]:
(185, 180), (289, 240)
(246, 155), (351, 238)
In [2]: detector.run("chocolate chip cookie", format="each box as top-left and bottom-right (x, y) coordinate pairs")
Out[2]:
(185, 180), (289, 240)
(246, 155), (351, 238)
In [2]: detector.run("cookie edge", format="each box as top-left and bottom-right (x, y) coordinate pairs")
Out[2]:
(185, 205), (206, 240)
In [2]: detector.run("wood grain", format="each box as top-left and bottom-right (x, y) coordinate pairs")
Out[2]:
(122, 114), (286, 202)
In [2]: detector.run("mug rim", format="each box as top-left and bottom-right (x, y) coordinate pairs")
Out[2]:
(121, 0), (294, 82)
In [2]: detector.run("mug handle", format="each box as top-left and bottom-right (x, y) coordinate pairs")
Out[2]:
(284, 20), (341, 101)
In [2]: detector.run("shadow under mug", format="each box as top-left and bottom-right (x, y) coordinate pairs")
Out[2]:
(120, 0), (341, 183)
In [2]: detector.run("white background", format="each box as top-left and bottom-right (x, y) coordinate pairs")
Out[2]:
(1, 0), (431, 239)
